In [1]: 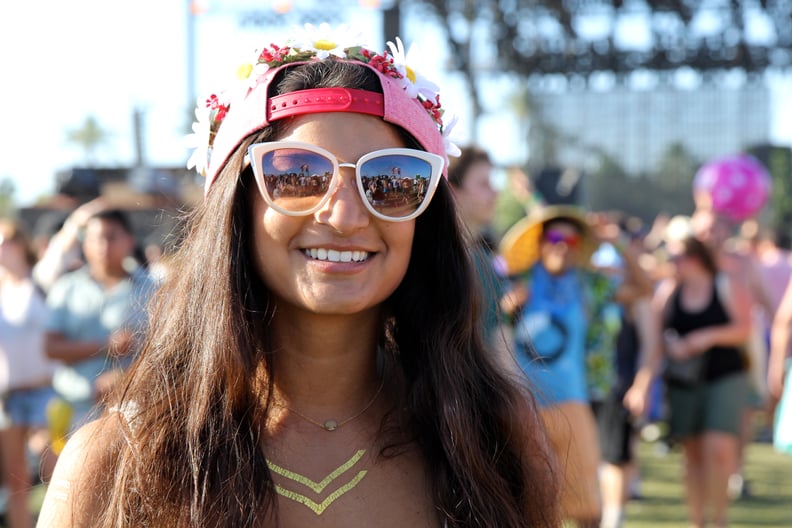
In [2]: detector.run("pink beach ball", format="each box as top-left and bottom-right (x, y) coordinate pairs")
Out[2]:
(692, 154), (772, 221)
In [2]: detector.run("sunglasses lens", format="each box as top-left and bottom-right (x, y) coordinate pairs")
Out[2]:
(544, 231), (563, 244)
(259, 148), (334, 213)
(360, 155), (433, 219)
(545, 230), (580, 248)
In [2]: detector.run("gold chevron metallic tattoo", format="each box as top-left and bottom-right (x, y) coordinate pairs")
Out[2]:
(267, 449), (369, 515)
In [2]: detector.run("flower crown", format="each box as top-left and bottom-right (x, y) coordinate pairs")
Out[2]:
(186, 23), (460, 177)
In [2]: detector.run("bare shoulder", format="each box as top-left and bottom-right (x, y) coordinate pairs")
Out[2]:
(37, 415), (121, 527)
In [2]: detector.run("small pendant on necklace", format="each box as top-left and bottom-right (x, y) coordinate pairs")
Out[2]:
(323, 419), (338, 431)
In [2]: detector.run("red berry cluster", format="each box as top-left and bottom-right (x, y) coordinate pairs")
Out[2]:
(259, 44), (291, 65)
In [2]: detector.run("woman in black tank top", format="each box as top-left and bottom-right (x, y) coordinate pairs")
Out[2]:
(665, 280), (745, 381)
(652, 233), (752, 528)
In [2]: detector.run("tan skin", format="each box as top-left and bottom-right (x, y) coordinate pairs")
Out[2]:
(769, 276), (792, 399)
(40, 113), (445, 527)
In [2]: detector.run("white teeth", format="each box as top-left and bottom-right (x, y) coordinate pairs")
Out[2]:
(305, 249), (369, 263)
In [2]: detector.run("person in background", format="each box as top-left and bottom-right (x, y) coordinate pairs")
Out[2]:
(769, 275), (792, 410)
(0, 219), (56, 528)
(43, 209), (155, 435)
(447, 145), (498, 248)
(589, 221), (660, 528)
(691, 207), (775, 499)
(737, 220), (792, 430)
(447, 146), (507, 350)
(499, 205), (651, 527)
(32, 197), (109, 293)
(38, 25), (560, 527)
(652, 232), (751, 528)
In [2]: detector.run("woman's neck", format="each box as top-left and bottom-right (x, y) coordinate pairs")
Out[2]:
(268, 308), (383, 411)
(680, 269), (714, 293)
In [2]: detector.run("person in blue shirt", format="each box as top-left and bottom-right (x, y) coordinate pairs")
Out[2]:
(44, 209), (155, 432)
(500, 206), (652, 528)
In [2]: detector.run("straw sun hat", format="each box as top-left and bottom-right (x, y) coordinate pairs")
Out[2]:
(498, 204), (600, 276)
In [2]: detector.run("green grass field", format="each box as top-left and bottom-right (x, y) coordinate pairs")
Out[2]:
(625, 440), (792, 527)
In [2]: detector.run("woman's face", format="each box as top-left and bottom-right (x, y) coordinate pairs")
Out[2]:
(665, 241), (696, 279)
(249, 112), (416, 316)
(453, 160), (496, 231)
(539, 220), (582, 275)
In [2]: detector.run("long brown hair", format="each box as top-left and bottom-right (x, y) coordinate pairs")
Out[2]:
(86, 60), (560, 527)
(680, 234), (719, 276)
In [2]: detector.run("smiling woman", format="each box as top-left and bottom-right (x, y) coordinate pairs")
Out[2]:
(37, 22), (561, 528)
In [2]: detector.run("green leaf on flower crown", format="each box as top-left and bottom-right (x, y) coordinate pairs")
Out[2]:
(282, 49), (317, 64)
(345, 46), (368, 61)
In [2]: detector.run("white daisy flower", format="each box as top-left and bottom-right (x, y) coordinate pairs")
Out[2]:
(386, 37), (440, 100)
(290, 22), (363, 60)
(441, 113), (462, 159)
(237, 60), (271, 89)
(184, 104), (212, 176)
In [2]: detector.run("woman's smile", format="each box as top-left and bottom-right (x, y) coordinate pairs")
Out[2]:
(302, 247), (372, 263)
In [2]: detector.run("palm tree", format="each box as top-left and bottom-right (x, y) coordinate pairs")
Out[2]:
(65, 116), (111, 165)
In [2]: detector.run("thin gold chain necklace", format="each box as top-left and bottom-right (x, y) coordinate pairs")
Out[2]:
(282, 376), (385, 432)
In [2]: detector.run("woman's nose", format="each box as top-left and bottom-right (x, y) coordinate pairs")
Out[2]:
(313, 169), (370, 233)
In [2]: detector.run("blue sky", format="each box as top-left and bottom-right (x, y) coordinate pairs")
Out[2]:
(1, 1), (790, 206)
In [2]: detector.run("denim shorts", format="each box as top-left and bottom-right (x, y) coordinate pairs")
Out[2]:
(1, 386), (57, 429)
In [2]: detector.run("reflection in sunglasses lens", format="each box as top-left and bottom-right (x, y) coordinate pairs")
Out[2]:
(261, 149), (334, 212)
(257, 148), (433, 219)
(361, 155), (432, 218)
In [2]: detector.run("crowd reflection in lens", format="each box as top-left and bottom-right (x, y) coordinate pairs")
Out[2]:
(263, 165), (430, 213)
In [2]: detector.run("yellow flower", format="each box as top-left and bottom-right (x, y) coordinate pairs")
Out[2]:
(237, 63), (254, 80)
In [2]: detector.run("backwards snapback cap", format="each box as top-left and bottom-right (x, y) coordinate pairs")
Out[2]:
(185, 23), (460, 194)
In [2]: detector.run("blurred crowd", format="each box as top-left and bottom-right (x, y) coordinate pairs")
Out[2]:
(0, 198), (163, 528)
(448, 146), (791, 528)
(0, 149), (789, 528)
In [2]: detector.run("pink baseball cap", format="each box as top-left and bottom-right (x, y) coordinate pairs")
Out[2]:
(185, 25), (458, 194)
